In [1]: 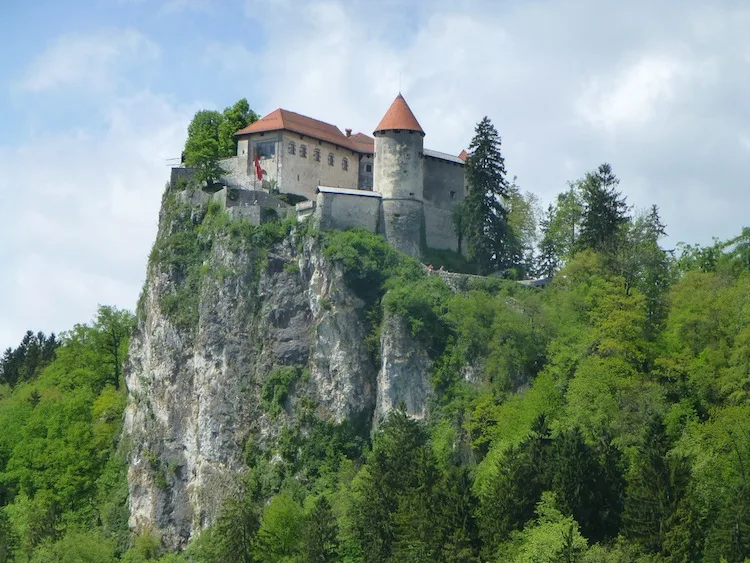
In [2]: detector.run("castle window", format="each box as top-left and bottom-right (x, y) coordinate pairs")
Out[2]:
(450, 191), (456, 199)
(328, 153), (334, 166)
(342, 157), (349, 171)
(288, 141), (295, 155)
(300, 144), (307, 158)
(313, 148), (321, 162)
(365, 164), (372, 173)
(255, 140), (275, 159)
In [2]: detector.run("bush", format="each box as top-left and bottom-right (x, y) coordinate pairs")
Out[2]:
(261, 366), (304, 416)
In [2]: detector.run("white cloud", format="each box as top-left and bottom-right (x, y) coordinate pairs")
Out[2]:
(577, 53), (696, 131)
(0, 91), (195, 347)
(5, 0), (750, 349)
(17, 29), (159, 94)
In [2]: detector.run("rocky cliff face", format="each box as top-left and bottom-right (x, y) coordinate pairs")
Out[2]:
(123, 191), (432, 548)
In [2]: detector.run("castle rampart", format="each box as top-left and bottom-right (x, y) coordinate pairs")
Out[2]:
(315, 186), (381, 233)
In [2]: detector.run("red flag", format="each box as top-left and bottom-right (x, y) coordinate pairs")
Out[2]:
(254, 155), (263, 181)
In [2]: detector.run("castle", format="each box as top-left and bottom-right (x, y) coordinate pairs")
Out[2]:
(216, 94), (468, 258)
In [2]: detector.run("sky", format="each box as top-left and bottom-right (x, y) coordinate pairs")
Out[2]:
(1, 0), (749, 350)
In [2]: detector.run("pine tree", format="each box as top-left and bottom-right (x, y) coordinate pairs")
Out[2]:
(0, 508), (17, 563)
(622, 420), (681, 554)
(537, 204), (559, 278)
(351, 408), (430, 562)
(577, 163), (629, 255)
(463, 117), (519, 275)
(478, 417), (552, 558)
(304, 496), (339, 563)
(550, 428), (623, 543)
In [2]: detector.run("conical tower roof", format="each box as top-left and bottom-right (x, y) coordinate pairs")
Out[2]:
(374, 94), (424, 135)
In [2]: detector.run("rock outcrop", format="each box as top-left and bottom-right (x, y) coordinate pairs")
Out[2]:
(123, 191), (431, 547)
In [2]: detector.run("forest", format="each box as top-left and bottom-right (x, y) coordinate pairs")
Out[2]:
(2, 111), (750, 561)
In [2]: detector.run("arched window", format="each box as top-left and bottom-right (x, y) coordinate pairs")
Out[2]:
(328, 153), (334, 166)
(342, 157), (349, 171)
(299, 144), (307, 158)
(288, 141), (296, 155)
(313, 148), (321, 162)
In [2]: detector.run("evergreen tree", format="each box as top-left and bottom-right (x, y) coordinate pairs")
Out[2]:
(463, 117), (519, 274)
(537, 204), (559, 278)
(550, 428), (623, 543)
(617, 205), (671, 338)
(0, 508), (16, 563)
(478, 417), (552, 558)
(0, 331), (59, 387)
(435, 467), (480, 562)
(577, 163), (629, 255)
(622, 420), (682, 554)
(351, 408), (430, 562)
(304, 496), (339, 563)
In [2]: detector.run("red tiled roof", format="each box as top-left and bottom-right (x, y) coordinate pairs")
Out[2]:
(458, 149), (468, 161)
(235, 109), (373, 154)
(347, 132), (374, 154)
(374, 94), (424, 135)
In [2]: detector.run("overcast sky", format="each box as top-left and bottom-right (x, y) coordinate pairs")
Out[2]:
(1, 0), (749, 349)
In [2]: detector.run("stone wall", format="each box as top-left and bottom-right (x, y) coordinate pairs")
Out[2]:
(219, 157), (255, 189)
(423, 200), (459, 251)
(315, 187), (381, 233)
(381, 198), (423, 259)
(373, 130), (424, 200)
(170, 167), (197, 187)
(212, 187), (291, 224)
(423, 156), (465, 206)
(357, 153), (374, 190)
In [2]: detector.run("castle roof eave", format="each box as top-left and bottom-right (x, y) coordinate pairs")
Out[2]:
(235, 108), (375, 154)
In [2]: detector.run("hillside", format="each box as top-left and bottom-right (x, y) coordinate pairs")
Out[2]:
(2, 183), (750, 561)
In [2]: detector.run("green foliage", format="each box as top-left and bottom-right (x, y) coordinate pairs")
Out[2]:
(255, 491), (305, 560)
(323, 229), (423, 308)
(183, 99), (258, 186)
(422, 247), (477, 274)
(217, 98), (258, 158)
(463, 116), (520, 274)
(11, 185), (750, 562)
(0, 331), (58, 387)
(576, 163), (630, 255)
(496, 492), (589, 563)
(29, 529), (117, 562)
(304, 495), (339, 562)
(0, 307), (131, 562)
(261, 366), (304, 416)
(147, 191), (293, 332)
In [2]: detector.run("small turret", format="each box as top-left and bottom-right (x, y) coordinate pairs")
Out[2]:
(373, 94), (425, 258)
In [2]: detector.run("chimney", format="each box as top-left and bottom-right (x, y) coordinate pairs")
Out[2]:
(345, 128), (352, 137)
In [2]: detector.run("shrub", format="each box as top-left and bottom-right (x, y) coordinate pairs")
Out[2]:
(261, 366), (303, 416)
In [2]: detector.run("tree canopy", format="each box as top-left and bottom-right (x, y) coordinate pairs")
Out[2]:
(182, 99), (258, 186)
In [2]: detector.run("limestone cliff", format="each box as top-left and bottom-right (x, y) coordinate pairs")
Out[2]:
(123, 189), (432, 548)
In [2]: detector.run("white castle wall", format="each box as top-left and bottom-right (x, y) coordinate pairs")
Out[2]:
(278, 133), (359, 201)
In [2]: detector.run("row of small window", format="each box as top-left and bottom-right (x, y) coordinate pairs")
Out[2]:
(288, 141), (349, 170)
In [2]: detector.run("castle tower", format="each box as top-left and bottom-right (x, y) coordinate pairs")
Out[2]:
(373, 94), (425, 259)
